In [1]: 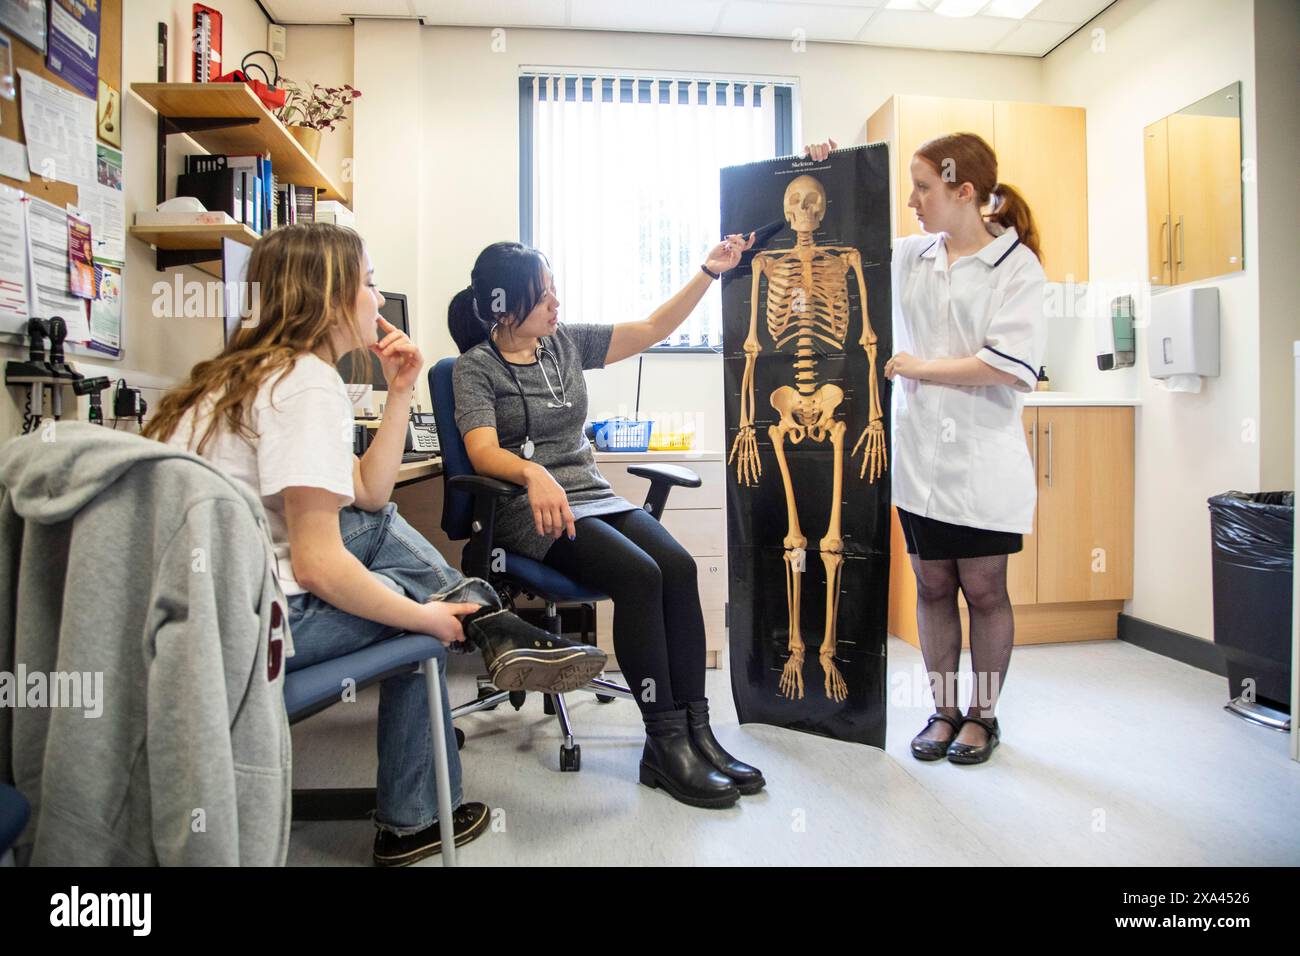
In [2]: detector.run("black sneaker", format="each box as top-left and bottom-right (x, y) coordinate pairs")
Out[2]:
(372, 802), (491, 867)
(463, 607), (607, 694)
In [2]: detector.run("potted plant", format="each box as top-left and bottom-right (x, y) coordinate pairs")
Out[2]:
(274, 80), (362, 160)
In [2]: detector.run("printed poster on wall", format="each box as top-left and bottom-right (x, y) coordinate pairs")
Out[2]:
(45, 0), (99, 99)
(721, 144), (893, 747)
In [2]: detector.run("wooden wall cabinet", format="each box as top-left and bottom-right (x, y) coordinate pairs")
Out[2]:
(889, 404), (1134, 647)
(867, 94), (1088, 284)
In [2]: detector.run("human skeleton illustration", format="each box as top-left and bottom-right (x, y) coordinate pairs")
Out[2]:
(728, 174), (888, 703)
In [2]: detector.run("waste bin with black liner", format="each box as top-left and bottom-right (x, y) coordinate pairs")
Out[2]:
(1208, 490), (1294, 730)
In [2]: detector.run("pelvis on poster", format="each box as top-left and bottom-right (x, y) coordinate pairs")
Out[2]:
(722, 145), (892, 746)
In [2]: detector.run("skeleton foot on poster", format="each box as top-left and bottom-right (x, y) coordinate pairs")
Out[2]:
(721, 144), (892, 747)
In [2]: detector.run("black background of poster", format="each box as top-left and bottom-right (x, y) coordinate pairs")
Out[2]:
(721, 144), (892, 746)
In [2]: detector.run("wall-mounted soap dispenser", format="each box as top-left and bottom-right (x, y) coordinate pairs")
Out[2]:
(1096, 294), (1137, 370)
(1147, 286), (1220, 391)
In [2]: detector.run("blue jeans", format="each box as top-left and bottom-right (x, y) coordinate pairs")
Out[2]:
(286, 503), (499, 834)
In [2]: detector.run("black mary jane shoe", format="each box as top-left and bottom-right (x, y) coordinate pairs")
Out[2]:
(946, 715), (1000, 765)
(910, 712), (963, 761)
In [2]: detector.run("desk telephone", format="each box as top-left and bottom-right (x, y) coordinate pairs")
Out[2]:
(405, 410), (440, 457)
(351, 410), (440, 460)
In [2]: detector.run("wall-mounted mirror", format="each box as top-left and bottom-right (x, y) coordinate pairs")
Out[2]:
(1143, 82), (1243, 287)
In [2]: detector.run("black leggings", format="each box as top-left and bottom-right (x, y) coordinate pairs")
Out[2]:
(543, 508), (706, 714)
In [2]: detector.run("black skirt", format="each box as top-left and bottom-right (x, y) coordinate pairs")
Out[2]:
(897, 508), (1023, 561)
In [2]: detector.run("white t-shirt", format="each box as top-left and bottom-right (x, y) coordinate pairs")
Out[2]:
(890, 225), (1046, 534)
(167, 352), (355, 596)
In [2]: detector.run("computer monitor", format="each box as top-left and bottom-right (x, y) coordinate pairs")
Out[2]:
(220, 237), (253, 344)
(337, 291), (409, 391)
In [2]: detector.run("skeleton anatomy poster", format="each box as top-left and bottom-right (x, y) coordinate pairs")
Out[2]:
(721, 144), (892, 746)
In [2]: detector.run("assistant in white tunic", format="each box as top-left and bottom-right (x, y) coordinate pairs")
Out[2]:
(889, 224), (1047, 534)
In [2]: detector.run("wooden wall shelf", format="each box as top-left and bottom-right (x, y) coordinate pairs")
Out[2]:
(131, 83), (347, 201)
(127, 222), (259, 276)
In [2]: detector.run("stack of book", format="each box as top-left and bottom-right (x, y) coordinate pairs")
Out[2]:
(174, 153), (326, 231)
(276, 183), (316, 226)
(180, 154), (275, 234)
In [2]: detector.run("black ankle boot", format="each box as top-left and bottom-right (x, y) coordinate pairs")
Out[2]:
(461, 607), (606, 694)
(684, 699), (766, 794)
(639, 708), (740, 809)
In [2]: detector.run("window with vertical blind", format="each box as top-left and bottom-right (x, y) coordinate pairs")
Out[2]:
(519, 72), (795, 351)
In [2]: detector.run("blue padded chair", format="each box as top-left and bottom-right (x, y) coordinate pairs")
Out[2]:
(431, 356), (701, 771)
(286, 634), (460, 866)
(0, 784), (30, 865)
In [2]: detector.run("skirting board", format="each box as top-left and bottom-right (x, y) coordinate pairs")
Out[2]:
(1117, 613), (1226, 676)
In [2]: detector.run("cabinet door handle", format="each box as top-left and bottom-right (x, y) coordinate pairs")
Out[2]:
(1175, 215), (1184, 265)
(1028, 419), (1037, 474)
(1160, 214), (1170, 266)
(1045, 421), (1054, 488)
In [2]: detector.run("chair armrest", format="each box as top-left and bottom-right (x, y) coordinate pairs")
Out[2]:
(626, 464), (701, 521)
(449, 474), (527, 499)
(627, 463), (702, 489)
(449, 475), (525, 579)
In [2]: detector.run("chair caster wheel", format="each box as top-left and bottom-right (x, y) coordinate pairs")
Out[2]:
(454, 727), (465, 750)
(560, 744), (581, 772)
(509, 690), (527, 710)
(596, 694), (614, 704)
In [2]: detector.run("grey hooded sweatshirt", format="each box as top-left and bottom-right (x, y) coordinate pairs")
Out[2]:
(0, 422), (292, 866)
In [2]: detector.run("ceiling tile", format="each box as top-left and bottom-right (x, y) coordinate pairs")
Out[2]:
(990, 17), (1078, 53)
(1027, 0), (1113, 23)
(412, 0), (568, 27)
(858, 10), (1021, 50)
(716, 1), (879, 42)
(568, 0), (726, 34)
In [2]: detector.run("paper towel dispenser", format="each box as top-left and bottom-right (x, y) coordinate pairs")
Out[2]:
(1148, 286), (1220, 380)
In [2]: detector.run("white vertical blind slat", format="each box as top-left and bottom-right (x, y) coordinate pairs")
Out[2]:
(529, 72), (783, 348)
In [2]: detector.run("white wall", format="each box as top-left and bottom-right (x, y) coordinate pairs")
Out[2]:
(1041, 0), (1263, 640)
(279, 25), (354, 207)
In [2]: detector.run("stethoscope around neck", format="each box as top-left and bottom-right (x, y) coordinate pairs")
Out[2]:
(487, 325), (571, 461)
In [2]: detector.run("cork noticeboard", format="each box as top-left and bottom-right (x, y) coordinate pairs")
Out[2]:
(0, 0), (121, 205)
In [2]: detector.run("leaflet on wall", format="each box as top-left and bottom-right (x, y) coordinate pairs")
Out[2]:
(46, 0), (100, 99)
(66, 206), (93, 298)
(25, 193), (88, 339)
(80, 142), (123, 264)
(89, 262), (120, 354)
(0, 186), (29, 334)
(721, 144), (893, 747)
(0, 136), (28, 182)
(0, 0), (47, 56)
(17, 67), (95, 190)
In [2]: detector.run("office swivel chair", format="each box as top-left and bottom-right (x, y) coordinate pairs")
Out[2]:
(430, 357), (701, 771)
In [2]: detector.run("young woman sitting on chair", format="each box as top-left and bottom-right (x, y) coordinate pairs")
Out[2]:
(449, 237), (767, 810)
(144, 223), (604, 865)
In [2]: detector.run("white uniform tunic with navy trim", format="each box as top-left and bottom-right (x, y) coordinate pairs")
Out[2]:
(890, 225), (1047, 534)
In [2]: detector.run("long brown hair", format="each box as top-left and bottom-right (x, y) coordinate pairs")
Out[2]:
(143, 223), (371, 455)
(913, 132), (1042, 264)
